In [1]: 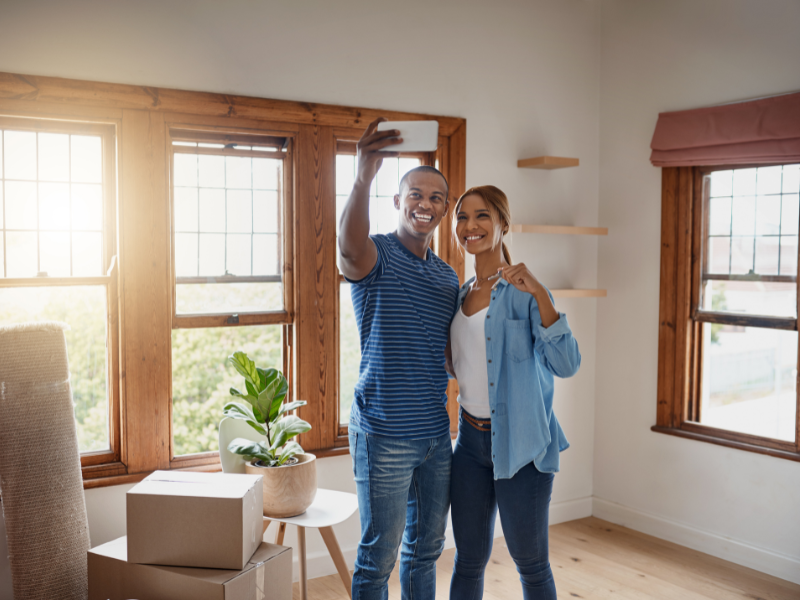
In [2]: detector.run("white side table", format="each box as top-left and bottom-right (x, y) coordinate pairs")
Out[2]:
(262, 488), (358, 600)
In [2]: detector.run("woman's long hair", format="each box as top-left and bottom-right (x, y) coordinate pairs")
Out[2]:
(452, 185), (512, 264)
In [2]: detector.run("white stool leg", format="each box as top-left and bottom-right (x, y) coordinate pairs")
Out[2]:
(319, 526), (351, 596)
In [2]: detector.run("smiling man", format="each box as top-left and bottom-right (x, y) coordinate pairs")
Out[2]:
(338, 118), (459, 600)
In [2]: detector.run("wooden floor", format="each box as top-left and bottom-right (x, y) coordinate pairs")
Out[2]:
(294, 517), (800, 600)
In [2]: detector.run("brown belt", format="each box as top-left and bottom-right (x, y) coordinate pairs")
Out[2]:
(462, 409), (491, 432)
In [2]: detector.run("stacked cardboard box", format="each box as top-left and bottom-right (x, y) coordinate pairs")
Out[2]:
(88, 471), (292, 600)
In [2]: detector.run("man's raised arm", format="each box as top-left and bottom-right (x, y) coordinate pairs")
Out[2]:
(337, 118), (401, 281)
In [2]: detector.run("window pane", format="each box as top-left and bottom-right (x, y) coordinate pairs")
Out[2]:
(708, 197), (731, 236)
(732, 168), (757, 197)
(198, 155), (225, 188)
(253, 190), (278, 234)
(253, 158), (280, 190)
(174, 187), (199, 232)
(6, 231), (37, 277)
(72, 232), (103, 276)
(1, 129), (106, 280)
(5, 181), (37, 229)
(171, 325), (282, 456)
(339, 282), (360, 425)
(198, 233), (225, 275)
(731, 196), (755, 236)
(700, 324), (796, 442)
(39, 182), (70, 231)
(730, 237), (754, 274)
(173, 147), (284, 315)
(756, 165), (782, 196)
(226, 190), (252, 233)
(0, 285), (110, 451)
(709, 170), (733, 197)
(226, 156), (251, 189)
(173, 153), (198, 187)
(226, 234), (251, 276)
(38, 133), (70, 182)
(199, 188), (225, 233)
(252, 234), (278, 276)
(70, 135), (102, 183)
(175, 282), (282, 314)
(702, 280), (796, 318)
(4, 130), (37, 180)
(40, 232), (71, 277)
(71, 184), (103, 231)
(175, 233), (198, 277)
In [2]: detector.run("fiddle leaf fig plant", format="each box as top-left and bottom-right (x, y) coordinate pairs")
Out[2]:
(223, 351), (311, 467)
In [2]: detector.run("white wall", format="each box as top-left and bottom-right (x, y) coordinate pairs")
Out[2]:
(595, 0), (800, 584)
(0, 1), (601, 597)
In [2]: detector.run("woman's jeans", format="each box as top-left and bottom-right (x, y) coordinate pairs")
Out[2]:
(349, 428), (452, 600)
(450, 410), (556, 600)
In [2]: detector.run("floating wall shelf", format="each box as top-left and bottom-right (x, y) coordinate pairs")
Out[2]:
(550, 289), (607, 298)
(518, 156), (579, 170)
(510, 224), (608, 236)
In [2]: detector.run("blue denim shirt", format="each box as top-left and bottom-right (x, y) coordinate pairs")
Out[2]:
(455, 277), (581, 479)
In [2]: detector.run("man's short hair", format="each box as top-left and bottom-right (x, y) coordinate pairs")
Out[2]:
(399, 166), (449, 198)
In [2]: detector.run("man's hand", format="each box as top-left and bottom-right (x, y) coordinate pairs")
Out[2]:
(356, 118), (401, 185)
(338, 118), (402, 282)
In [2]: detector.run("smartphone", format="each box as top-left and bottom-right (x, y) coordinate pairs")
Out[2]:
(376, 120), (439, 152)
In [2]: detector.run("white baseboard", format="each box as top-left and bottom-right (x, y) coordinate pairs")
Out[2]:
(293, 496), (593, 583)
(592, 497), (800, 586)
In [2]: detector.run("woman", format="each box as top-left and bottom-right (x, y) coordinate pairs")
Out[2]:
(446, 185), (581, 600)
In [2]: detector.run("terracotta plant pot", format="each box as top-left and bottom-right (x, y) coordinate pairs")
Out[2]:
(245, 453), (317, 518)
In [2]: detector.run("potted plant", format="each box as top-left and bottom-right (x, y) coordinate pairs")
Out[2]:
(223, 351), (317, 518)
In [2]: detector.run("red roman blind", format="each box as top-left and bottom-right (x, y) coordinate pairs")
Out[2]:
(650, 91), (800, 167)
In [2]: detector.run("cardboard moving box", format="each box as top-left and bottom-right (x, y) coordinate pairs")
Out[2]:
(89, 537), (292, 600)
(127, 470), (263, 569)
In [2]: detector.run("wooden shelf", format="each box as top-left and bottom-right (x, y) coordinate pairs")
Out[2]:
(550, 289), (607, 298)
(518, 156), (579, 170)
(510, 224), (607, 236)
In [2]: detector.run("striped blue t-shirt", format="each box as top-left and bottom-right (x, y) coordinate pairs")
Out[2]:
(347, 233), (460, 439)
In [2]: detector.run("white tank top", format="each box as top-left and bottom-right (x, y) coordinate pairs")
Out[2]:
(449, 305), (492, 418)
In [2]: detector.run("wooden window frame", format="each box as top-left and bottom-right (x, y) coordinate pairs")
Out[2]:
(654, 166), (800, 462)
(165, 123), (296, 470)
(0, 115), (124, 478)
(0, 71), (466, 486)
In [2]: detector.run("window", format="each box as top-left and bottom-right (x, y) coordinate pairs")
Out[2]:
(0, 117), (119, 464)
(168, 129), (292, 462)
(0, 69), (466, 486)
(335, 148), (424, 426)
(655, 165), (800, 461)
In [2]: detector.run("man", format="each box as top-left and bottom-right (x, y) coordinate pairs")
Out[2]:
(338, 117), (459, 600)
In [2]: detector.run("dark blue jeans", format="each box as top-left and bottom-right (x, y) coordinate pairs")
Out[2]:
(350, 428), (452, 600)
(450, 410), (556, 600)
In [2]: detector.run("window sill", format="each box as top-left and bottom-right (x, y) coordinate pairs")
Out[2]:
(81, 447), (355, 489)
(651, 425), (800, 463)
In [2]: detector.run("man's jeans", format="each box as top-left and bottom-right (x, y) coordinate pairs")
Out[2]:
(449, 410), (556, 600)
(349, 428), (452, 600)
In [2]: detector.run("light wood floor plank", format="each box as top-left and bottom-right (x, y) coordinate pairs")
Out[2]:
(293, 517), (800, 600)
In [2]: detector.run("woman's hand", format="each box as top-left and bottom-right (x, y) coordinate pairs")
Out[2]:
(498, 264), (559, 328)
(497, 263), (544, 296)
